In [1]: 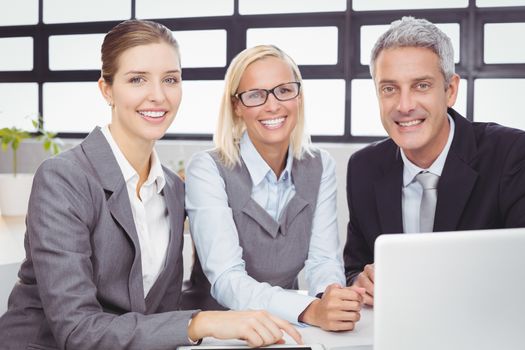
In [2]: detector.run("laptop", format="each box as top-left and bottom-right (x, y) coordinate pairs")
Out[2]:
(373, 228), (525, 350)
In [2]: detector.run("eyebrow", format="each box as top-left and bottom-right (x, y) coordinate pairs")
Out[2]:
(124, 69), (181, 75)
(378, 75), (436, 85)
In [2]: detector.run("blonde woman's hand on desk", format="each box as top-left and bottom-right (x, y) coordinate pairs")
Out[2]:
(188, 310), (303, 347)
(298, 283), (364, 331)
(353, 263), (375, 306)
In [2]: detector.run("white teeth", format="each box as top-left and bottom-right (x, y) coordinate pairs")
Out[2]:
(260, 117), (285, 126)
(398, 119), (423, 127)
(139, 111), (165, 118)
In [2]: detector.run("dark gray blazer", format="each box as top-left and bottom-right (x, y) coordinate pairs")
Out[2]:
(344, 108), (525, 284)
(0, 128), (195, 350)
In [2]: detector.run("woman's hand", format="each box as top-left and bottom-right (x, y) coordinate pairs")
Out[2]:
(188, 310), (303, 347)
(299, 283), (365, 331)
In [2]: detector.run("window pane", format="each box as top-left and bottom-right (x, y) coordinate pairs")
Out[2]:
(168, 80), (223, 134)
(303, 79), (345, 136)
(173, 30), (227, 68)
(351, 79), (467, 136)
(484, 23), (525, 64)
(247, 27), (338, 65)
(239, 0), (345, 14)
(477, 0), (525, 7)
(0, 0), (38, 26)
(361, 23), (460, 66)
(0, 37), (33, 71)
(137, 0), (233, 19)
(351, 80), (384, 136)
(474, 79), (525, 130)
(44, 82), (109, 132)
(0, 83), (38, 130)
(49, 34), (104, 70)
(43, 0), (130, 23)
(353, 0), (467, 10)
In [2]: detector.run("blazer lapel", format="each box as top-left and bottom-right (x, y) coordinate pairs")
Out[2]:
(144, 172), (184, 311)
(434, 109), (479, 232)
(80, 127), (146, 311)
(374, 150), (404, 234)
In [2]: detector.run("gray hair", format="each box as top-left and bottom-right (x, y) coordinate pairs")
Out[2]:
(370, 16), (455, 85)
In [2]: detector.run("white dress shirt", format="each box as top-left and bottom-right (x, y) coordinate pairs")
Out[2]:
(101, 126), (170, 296)
(185, 132), (345, 324)
(401, 115), (455, 233)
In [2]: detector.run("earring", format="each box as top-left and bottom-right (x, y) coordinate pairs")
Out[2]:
(108, 101), (112, 106)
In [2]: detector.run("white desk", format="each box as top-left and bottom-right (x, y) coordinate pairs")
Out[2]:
(202, 307), (374, 349)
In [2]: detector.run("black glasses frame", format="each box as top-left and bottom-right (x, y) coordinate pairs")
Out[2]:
(234, 82), (301, 107)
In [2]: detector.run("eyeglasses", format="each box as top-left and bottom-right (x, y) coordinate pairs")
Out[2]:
(235, 82), (301, 107)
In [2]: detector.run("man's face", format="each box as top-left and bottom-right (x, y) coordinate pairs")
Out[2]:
(373, 46), (459, 168)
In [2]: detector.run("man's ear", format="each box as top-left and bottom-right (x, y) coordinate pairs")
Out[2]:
(98, 77), (113, 106)
(446, 74), (460, 108)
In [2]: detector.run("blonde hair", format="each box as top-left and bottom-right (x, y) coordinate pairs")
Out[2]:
(214, 45), (312, 168)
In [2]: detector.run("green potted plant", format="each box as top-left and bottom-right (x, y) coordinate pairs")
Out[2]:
(0, 118), (62, 216)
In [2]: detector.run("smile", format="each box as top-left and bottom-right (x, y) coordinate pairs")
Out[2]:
(397, 119), (423, 127)
(259, 117), (285, 129)
(138, 110), (166, 119)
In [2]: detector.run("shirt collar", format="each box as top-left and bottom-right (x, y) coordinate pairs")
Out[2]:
(101, 125), (165, 193)
(401, 113), (455, 187)
(240, 131), (293, 186)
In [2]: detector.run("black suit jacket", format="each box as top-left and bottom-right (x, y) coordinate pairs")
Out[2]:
(344, 108), (525, 284)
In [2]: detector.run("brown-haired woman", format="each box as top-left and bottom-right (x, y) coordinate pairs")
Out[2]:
(0, 20), (301, 349)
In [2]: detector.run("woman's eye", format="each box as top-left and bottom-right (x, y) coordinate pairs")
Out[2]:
(164, 77), (180, 84)
(129, 76), (145, 84)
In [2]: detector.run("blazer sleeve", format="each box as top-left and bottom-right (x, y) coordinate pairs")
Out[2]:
(343, 153), (374, 285)
(500, 131), (525, 227)
(27, 157), (194, 350)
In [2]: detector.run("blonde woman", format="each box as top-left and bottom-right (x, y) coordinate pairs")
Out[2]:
(185, 45), (364, 331)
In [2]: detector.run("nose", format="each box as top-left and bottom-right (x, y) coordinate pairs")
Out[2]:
(148, 82), (166, 103)
(397, 89), (416, 114)
(263, 91), (281, 112)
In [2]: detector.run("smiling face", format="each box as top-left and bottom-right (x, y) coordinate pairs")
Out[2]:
(234, 56), (300, 156)
(99, 42), (182, 150)
(374, 46), (459, 168)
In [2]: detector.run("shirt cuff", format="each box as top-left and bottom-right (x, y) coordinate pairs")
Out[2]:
(267, 290), (317, 325)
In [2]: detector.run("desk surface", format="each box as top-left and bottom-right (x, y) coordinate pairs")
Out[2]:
(202, 307), (374, 349)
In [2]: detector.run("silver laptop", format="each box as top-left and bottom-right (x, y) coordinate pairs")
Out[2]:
(373, 228), (525, 350)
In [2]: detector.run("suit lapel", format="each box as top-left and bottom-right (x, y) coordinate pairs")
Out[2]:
(144, 171), (184, 311)
(80, 127), (146, 311)
(434, 109), (479, 231)
(375, 149), (404, 234)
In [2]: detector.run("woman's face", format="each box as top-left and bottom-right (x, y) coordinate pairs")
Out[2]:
(234, 56), (300, 154)
(100, 42), (182, 147)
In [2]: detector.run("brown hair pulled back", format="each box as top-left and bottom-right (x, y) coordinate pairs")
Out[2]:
(101, 19), (180, 85)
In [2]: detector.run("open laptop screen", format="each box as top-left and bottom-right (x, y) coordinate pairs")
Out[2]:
(374, 228), (525, 350)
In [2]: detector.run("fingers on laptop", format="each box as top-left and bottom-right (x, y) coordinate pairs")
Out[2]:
(194, 310), (302, 347)
(241, 310), (303, 347)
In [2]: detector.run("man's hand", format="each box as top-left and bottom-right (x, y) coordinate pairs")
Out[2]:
(188, 310), (303, 347)
(353, 264), (375, 306)
(299, 283), (364, 331)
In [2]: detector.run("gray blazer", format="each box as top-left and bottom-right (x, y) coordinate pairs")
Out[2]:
(0, 128), (195, 350)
